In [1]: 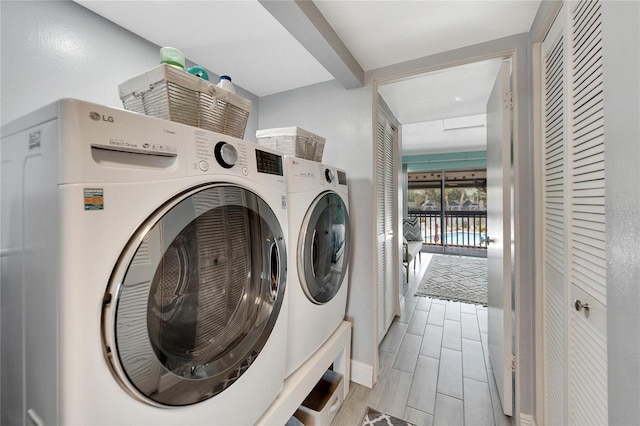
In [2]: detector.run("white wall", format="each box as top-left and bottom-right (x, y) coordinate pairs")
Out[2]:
(0, 1), (259, 138)
(602, 1), (640, 424)
(258, 80), (376, 369)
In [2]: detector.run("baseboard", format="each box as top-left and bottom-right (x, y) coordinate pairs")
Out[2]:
(350, 360), (373, 388)
(519, 413), (536, 426)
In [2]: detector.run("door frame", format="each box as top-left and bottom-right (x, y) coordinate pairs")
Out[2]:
(371, 48), (524, 419)
(530, 2), (564, 424)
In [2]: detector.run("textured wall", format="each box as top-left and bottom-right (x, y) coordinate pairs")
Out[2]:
(603, 2), (640, 424)
(0, 1), (259, 138)
(258, 79), (376, 369)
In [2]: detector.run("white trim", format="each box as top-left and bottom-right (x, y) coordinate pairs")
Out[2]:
(532, 37), (546, 426)
(371, 86), (380, 384)
(371, 34), (533, 419)
(519, 413), (537, 426)
(350, 360), (374, 388)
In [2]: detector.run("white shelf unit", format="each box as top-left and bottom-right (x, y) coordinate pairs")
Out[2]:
(257, 321), (352, 425)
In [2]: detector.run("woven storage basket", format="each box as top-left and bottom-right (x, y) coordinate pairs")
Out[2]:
(119, 64), (251, 139)
(256, 127), (325, 162)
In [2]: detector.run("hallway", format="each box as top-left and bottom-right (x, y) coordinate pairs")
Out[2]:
(333, 254), (511, 426)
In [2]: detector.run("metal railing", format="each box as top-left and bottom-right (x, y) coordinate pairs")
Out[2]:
(408, 210), (488, 248)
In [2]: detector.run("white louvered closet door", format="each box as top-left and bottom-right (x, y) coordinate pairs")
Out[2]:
(568, 0), (607, 423)
(376, 111), (397, 343)
(542, 9), (568, 425)
(541, 1), (607, 424)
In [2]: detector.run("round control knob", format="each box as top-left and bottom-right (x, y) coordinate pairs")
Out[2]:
(214, 142), (238, 169)
(324, 168), (334, 183)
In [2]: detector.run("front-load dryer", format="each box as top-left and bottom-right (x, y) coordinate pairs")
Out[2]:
(0, 99), (288, 425)
(284, 157), (350, 378)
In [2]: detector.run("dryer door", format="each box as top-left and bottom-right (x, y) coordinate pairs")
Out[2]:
(298, 191), (350, 304)
(103, 184), (286, 407)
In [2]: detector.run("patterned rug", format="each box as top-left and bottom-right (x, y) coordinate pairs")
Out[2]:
(361, 407), (415, 426)
(415, 254), (488, 306)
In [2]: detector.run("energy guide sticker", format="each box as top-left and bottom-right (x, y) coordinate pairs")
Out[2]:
(84, 188), (104, 210)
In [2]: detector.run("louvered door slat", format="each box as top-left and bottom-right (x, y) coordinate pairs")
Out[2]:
(545, 146), (563, 161)
(572, 254), (606, 280)
(573, 153), (605, 172)
(574, 70), (602, 103)
(573, 161), (605, 179)
(572, 179), (604, 191)
(546, 147), (563, 164)
(572, 270), (607, 301)
(573, 108), (603, 138)
(570, 307), (608, 425)
(574, 135), (604, 158)
(574, 47), (601, 86)
(573, 187), (605, 200)
(573, 2), (601, 46)
(572, 217), (605, 233)
(574, 99), (603, 130)
(573, 229), (605, 247)
(573, 245), (607, 270)
(574, 25), (602, 69)
(573, 243), (607, 268)
(573, 140), (604, 163)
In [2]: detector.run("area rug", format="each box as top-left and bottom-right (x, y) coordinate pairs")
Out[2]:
(415, 254), (488, 306)
(361, 407), (416, 426)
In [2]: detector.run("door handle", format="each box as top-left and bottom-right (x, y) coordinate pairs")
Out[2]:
(574, 299), (590, 313)
(482, 236), (495, 245)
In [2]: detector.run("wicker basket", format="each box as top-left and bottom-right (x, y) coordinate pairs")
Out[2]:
(119, 64), (251, 139)
(256, 127), (326, 162)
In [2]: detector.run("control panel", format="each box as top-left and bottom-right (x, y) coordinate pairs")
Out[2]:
(256, 149), (284, 176)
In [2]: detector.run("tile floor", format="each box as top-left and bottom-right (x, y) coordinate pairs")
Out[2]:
(332, 253), (512, 426)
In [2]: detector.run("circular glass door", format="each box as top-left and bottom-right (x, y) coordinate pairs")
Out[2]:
(103, 184), (286, 406)
(298, 191), (349, 304)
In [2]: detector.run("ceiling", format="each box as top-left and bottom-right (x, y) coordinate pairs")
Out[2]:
(75, 0), (540, 153)
(380, 58), (504, 155)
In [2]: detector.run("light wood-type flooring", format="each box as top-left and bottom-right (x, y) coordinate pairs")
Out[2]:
(331, 253), (513, 426)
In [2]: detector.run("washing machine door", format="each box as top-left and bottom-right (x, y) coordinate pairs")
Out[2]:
(298, 191), (350, 304)
(103, 184), (287, 407)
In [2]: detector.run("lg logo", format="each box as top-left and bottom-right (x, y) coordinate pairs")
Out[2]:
(89, 111), (115, 123)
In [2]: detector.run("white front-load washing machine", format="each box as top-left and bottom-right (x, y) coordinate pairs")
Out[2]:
(284, 156), (350, 378)
(0, 99), (289, 425)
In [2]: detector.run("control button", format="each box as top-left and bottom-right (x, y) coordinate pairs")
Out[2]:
(325, 168), (334, 183)
(242, 166), (249, 176)
(198, 160), (209, 171)
(214, 141), (238, 169)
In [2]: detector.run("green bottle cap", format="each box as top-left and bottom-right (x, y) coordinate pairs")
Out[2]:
(160, 47), (185, 70)
(188, 66), (209, 81)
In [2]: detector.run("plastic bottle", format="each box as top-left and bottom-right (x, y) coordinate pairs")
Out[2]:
(216, 75), (235, 93)
(160, 47), (185, 70)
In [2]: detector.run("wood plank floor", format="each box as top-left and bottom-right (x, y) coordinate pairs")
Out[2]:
(332, 253), (513, 426)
